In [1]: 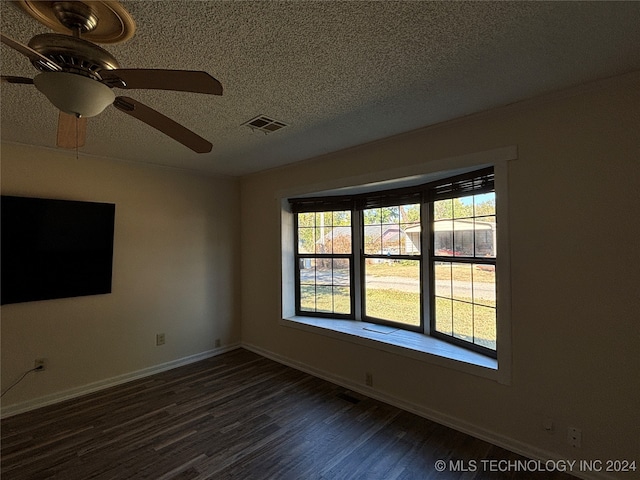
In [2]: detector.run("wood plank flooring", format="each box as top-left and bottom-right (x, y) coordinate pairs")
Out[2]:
(1, 349), (575, 479)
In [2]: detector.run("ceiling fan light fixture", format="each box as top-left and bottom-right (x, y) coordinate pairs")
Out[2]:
(34, 71), (115, 117)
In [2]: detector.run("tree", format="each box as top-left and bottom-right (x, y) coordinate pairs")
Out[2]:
(297, 210), (352, 254)
(434, 195), (496, 220)
(434, 198), (469, 219)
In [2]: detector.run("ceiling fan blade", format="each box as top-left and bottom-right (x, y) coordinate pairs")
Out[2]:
(113, 96), (212, 153)
(57, 112), (87, 149)
(102, 69), (223, 95)
(1, 33), (61, 72)
(1, 75), (34, 84)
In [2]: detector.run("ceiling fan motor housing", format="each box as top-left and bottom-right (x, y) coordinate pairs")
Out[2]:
(28, 33), (120, 78)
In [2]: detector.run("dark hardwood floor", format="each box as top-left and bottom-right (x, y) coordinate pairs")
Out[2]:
(1, 349), (575, 479)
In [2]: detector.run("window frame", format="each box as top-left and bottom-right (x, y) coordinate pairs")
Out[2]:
(290, 167), (497, 357)
(360, 202), (424, 332)
(428, 198), (498, 358)
(294, 209), (355, 319)
(427, 168), (497, 357)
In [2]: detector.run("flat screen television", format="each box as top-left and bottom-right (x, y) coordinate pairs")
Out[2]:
(1, 195), (115, 305)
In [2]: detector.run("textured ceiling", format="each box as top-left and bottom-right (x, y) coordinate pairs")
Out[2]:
(2, 1), (640, 176)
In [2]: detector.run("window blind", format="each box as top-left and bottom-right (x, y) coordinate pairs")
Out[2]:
(289, 196), (354, 214)
(289, 167), (494, 212)
(428, 167), (494, 201)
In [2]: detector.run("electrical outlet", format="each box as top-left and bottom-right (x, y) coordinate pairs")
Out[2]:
(34, 358), (46, 371)
(215, 338), (221, 348)
(567, 427), (582, 448)
(365, 372), (373, 387)
(156, 333), (166, 346)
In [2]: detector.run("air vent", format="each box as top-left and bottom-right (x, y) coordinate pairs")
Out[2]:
(242, 115), (287, 134)
(336, 391), (361, 404)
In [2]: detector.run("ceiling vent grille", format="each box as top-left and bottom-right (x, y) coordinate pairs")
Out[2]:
(242, 115), (287, 134)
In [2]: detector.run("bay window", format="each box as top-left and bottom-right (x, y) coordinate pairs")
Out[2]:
(290, 167), (497, 358)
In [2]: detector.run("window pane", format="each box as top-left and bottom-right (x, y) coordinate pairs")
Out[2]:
(382, 206), (400, 223)
(298, 257), (351, 315)
(453, 196), (474, 219)
(400, 204), (420, 223)
(434, 221), (453, 256)
(400, 204), (420, 255)
(474, 216), (496, 258)
(434, 262), (452, 298)
(451, 263), (473, 302)
(434, 199), (452, 220)
(473, 264), (496, 307)
(474, 192), (495, 216)
(382, 226), (401, 254)
(333, 286), (351, 315)
(315, 286), (333, 312)
(474, 305), (496, 350)
(453, 221), (474, 256)
(329, 226), (352, 254)
(432, 197), (496, 260)
(330, 211), (352, 254)
(364, 259), (420, 327)
(331, 259), (349, 288)
(332, 210), (351, 226)
(315, 258), (333, 285)
(315, 225), (329, 254)
(314, 212), (326, 227)
(364, 225), (382, 255)
(300, 284), (315, 311)
(299, 258), (317, 313)
(297, 212), (315, 227)
(365, 204), (421, 256)
(452, 300), (473, 341)
(314, 212), (328, 254)
(402, 226), (421, 255)
(364, 208), (381, 225)
(297, 211), (351, 255)
(299, 258), (316, 286)
(297, 227), (315, 254)
(433, 261), (497, 351)
(435, 297), (452, 336)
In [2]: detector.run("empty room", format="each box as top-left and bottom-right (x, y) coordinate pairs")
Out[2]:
(1, 1), (638, 479)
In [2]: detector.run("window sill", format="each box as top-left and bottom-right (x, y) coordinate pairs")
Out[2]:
(281, 316), (503, 382)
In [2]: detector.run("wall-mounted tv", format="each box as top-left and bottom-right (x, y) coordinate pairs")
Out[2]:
(1, 195), (115, 305)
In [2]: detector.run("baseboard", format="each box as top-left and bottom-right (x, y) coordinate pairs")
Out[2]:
(1, 344), (241, 418)
(241, 342), (616, 480)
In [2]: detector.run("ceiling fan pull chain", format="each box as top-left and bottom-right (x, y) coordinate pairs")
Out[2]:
(75, 116), (79, 162)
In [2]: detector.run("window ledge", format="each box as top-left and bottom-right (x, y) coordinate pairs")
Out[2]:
(281, 316), (500, 381)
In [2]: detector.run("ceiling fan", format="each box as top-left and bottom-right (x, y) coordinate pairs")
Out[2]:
(1, 0), (222, 153)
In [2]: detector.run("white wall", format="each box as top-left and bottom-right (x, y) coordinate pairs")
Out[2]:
(1, 144), (241, 414)
(239, 72), (640, 476)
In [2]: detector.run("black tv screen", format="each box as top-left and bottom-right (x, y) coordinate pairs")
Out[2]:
(1, 195), (115, 305)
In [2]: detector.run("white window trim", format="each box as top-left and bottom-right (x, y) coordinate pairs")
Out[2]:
(280, 146), (515, 385)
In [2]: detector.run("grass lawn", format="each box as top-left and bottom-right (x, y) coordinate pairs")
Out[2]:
(365, 289), (421, 326)
(301, 261), (497, 350)
(366, 261), (495, 283)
